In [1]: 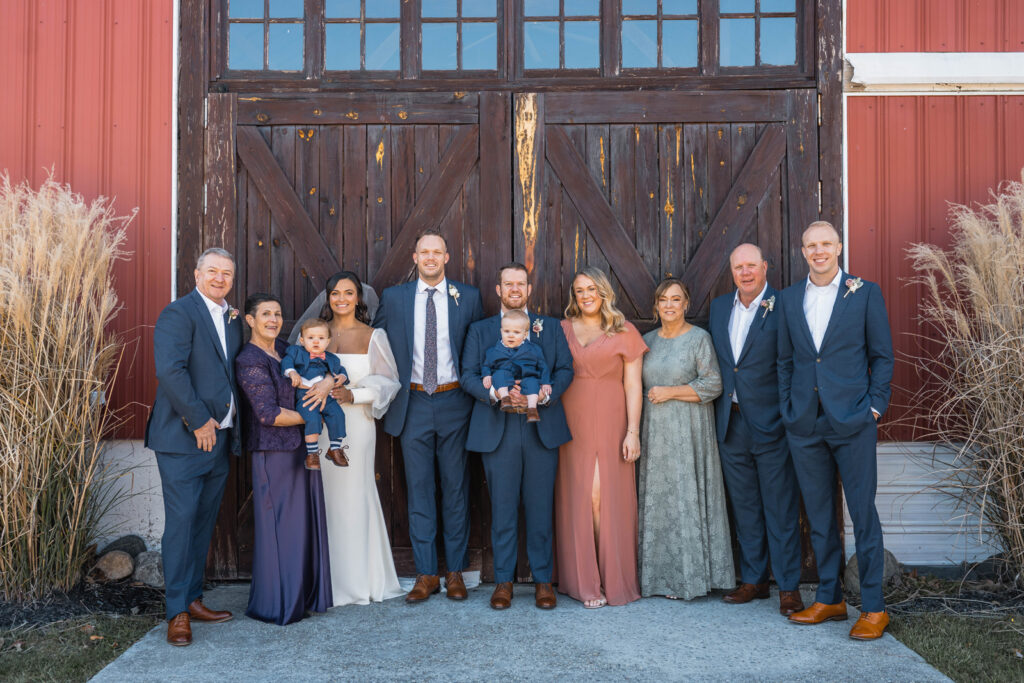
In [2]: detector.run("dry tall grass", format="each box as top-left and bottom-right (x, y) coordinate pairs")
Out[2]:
(907, 175), (1024, 579)
(0, 173), (130, 601)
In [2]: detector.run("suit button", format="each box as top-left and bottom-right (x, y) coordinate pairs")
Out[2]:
(816, 358), (821, 363)
(225, 403), (230, 408)
(813, 387), (818, 392)
(733, 367), (738, 372)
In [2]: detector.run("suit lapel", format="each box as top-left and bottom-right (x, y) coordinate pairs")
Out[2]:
(447, 282), (459, 360)
(793, 283), (817, 351)
(191, 290), (228, 366)
(404, 281), (416, 358)
(736, 288), (774, 364)
(820, 272), (852, 351)
(713, 300), (735, 366)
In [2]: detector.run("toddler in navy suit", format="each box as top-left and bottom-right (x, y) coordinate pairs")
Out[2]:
(282, 318), (349, 470)
(482, 310), (552, 423)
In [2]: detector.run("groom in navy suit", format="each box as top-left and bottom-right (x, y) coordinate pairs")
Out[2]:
(145, 248), (241, 646)
(709, 244), (804, 617)
(373, 230), (484, 603)
(778, 221), (894, 640)
(460, 263), (573, 611)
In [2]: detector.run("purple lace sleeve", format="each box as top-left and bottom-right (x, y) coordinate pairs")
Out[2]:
(237, 356), (284, 426)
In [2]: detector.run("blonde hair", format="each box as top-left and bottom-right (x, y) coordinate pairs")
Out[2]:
(502, 309), (530, 328)
(564, 266), (627, 335)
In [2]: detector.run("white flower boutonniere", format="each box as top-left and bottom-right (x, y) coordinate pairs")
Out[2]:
(843, 277), (864, 299)
(532, 318), (544, 337)
(760, 295), (775, 319)
(228, 307), (239, 322)
(448, 284), (461, 306)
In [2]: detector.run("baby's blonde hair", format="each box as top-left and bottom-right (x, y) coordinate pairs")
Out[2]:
(502, 309), (530, 329)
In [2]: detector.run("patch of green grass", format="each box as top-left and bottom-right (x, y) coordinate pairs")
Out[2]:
(889, 613), (1024, 683)
(0, 614), (160, 683)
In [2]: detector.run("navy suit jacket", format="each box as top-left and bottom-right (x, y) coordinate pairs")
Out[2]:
(144, 289), (243, 455)
(709, 286), (785, 444)
(461, 313), (574, 453)
(372, 279), (485, 437)
(777, 273), (894, 438)
(281, 344), (347, 382)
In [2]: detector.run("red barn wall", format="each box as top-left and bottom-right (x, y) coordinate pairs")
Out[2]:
(0, 0), (174, 438)
(848, 0), (1024, 52)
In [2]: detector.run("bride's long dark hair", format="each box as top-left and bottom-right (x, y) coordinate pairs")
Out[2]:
(320, 270), (370, 324)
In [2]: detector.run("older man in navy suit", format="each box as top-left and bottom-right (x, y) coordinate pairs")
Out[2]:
(373, 230), (484, 603)
(460, 263), (573, 611)
(710, 244), (804, 617)
(145, 248), (242, 646)
(778, 221), (894, 640)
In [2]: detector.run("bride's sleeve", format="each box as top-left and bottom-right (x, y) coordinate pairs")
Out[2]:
(349, 329), (401, 419)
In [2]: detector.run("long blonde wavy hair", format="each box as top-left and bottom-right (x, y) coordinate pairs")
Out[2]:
(564, 266), (627, 335)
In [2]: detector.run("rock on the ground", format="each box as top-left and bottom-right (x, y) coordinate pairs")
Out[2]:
(133, 551), (164, 589)
(844, 549), (900, 594)
(99, 534), (147, 559)
(94, 550), (134, 581)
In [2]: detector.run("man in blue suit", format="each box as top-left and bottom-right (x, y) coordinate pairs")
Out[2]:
(460, 263), (573, 611)
(373, 230), (484, 603)
(778, 221), (894, 640)
(145, 248), (241, 646)
(709, 243), (804, 617)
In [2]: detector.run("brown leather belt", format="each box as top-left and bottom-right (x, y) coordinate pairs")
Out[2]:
(410, 381), (461, 393)
(731, 402), (741, 413)
(504, 406), (529, 415)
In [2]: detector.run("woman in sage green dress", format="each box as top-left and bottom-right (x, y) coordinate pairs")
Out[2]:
(639, 279), (735, 600)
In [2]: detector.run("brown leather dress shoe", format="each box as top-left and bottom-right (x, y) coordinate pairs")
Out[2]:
(849, 611), (890, 640)
(779, 590), (805, 616)
(499, 395), (514, 412)
(326, 447), (349, 467)
(722, 582), (770, 604)
(166, 612), (192, 646)
(490, 582), (513, 610)
(526, 406), (541, 423)
(788, 601), (849, 624)
(405, 574), (441, 603)
(188, 599), (233, 623)
(445, 571), (468, 601)
(305, 452), (321, 470)
(535, 582), (557, 610)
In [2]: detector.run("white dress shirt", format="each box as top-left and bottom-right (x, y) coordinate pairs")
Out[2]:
(803, 270), (842, 352)
(411, 277), (456, 385)
(727, 283), (767, 403)
(196, 289), (235, 429)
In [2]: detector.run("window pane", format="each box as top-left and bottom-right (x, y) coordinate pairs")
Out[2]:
(564, 0), (599, 15)
(662, 0), (697, 14)
(564, 20), (599, 68)
(268, 23), (303, 70)
(367, 0), (400, 18)
(366, 23), (400, 69)
(325, 0), (360, 18)
(422, 22), (458, 69)
(422, 0), (457, 17)
(462, 22), (497, 70)
(621, 19), (657, 68)
(523, 21), (558, 69)
(720, 0), (754, 12)
(622, 0), (656, 15)
(229, 23), (263, 69)
(462, 0), (497, 18)
(229, 0), (262, 19)
(324, 23), (361, 70)
(524, 0), (557, 17)
(720, 17), (754, 66)
(268, 0), (302, 18)
(662, 19), (697, 67)
(760, 16), (796, 65)
(761, 0), (795, 11)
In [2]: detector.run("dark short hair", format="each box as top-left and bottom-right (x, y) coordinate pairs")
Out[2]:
(497, 262), (529, 282)
(244, 292), (281, 317)
(299, 318), (331, 335)
(414, 229), (447, 251)
(652, 278), (690, 321)
(321, 270), (370, 324)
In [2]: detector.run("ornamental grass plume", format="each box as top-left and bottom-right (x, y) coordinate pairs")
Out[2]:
(0, 172), (130, 601)
(907, 174), (1024, 579)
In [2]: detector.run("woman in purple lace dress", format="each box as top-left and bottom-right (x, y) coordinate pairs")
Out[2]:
(235, 293), (333, 624)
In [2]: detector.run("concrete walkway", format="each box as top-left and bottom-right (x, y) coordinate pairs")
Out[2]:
(93, 584), (948, 682)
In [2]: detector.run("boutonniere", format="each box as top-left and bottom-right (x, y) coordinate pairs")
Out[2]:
(843, 277), (864, 298)
(228, 307), (239, 322)
(760, 295), (775, 319)
(532, 318), (544, 337)
(448, 284), (460, 306)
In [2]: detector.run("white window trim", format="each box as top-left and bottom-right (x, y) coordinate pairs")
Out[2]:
(846, 52), (1024, 93)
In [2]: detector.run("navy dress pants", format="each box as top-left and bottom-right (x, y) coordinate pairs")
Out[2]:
(296, 387), (347, 441)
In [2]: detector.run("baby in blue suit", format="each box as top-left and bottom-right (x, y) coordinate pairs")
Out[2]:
(482, 309), (552, 423)
(282, 318), (348, 470)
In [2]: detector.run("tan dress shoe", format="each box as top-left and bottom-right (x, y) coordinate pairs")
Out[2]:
(723, 582), (770, 604)
(490, 582), (513, 610)
(526, 406), (541, 422)
(788, 601), (848, 624)
(535, 582), (557, 610)
(445, 571), (468, 601)
(326, 447), (349, 467)
(304, 452), (321, 470)
(188, 599), (233, 623)
(166, 612), (192, 646)
(405, 574), (441, 603)
(779, 590), (805, 616)
(849, 611), (890, 640)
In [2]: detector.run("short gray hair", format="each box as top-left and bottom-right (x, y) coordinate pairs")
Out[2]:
(196, 247), (235, 270)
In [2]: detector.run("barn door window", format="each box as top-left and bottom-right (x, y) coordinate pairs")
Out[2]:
(523, 0), (600, 71)
(324, 0), (401, 71)
(227, 0), (304, 71)
(421, 0), (500, 72)
(719, 0), (798, 68)
(620, 0), (698, 70)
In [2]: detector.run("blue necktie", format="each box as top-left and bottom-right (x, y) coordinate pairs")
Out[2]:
(423, 287), (438, 395)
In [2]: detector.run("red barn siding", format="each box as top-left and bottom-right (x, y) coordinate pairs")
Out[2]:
(847, 0), (1024, 53)
(847, 95), (1024, 440)
(0, 0), (174, 438)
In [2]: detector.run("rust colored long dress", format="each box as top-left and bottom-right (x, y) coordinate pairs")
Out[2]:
(555, 319), (648, 606)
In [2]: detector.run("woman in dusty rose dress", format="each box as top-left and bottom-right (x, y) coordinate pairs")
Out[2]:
(556, 267), (647, 608)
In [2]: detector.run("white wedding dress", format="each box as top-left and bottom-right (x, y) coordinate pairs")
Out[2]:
(317, 328), (404, 605)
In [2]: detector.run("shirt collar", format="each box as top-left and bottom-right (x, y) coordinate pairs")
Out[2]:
(733, 282), (768, 312)
(806, 270), (843, 291)
(418, 277), (447, 295)
(196, 288), (229, 314)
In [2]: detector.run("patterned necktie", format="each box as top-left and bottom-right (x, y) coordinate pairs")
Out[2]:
(423, 287), (438, 394)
